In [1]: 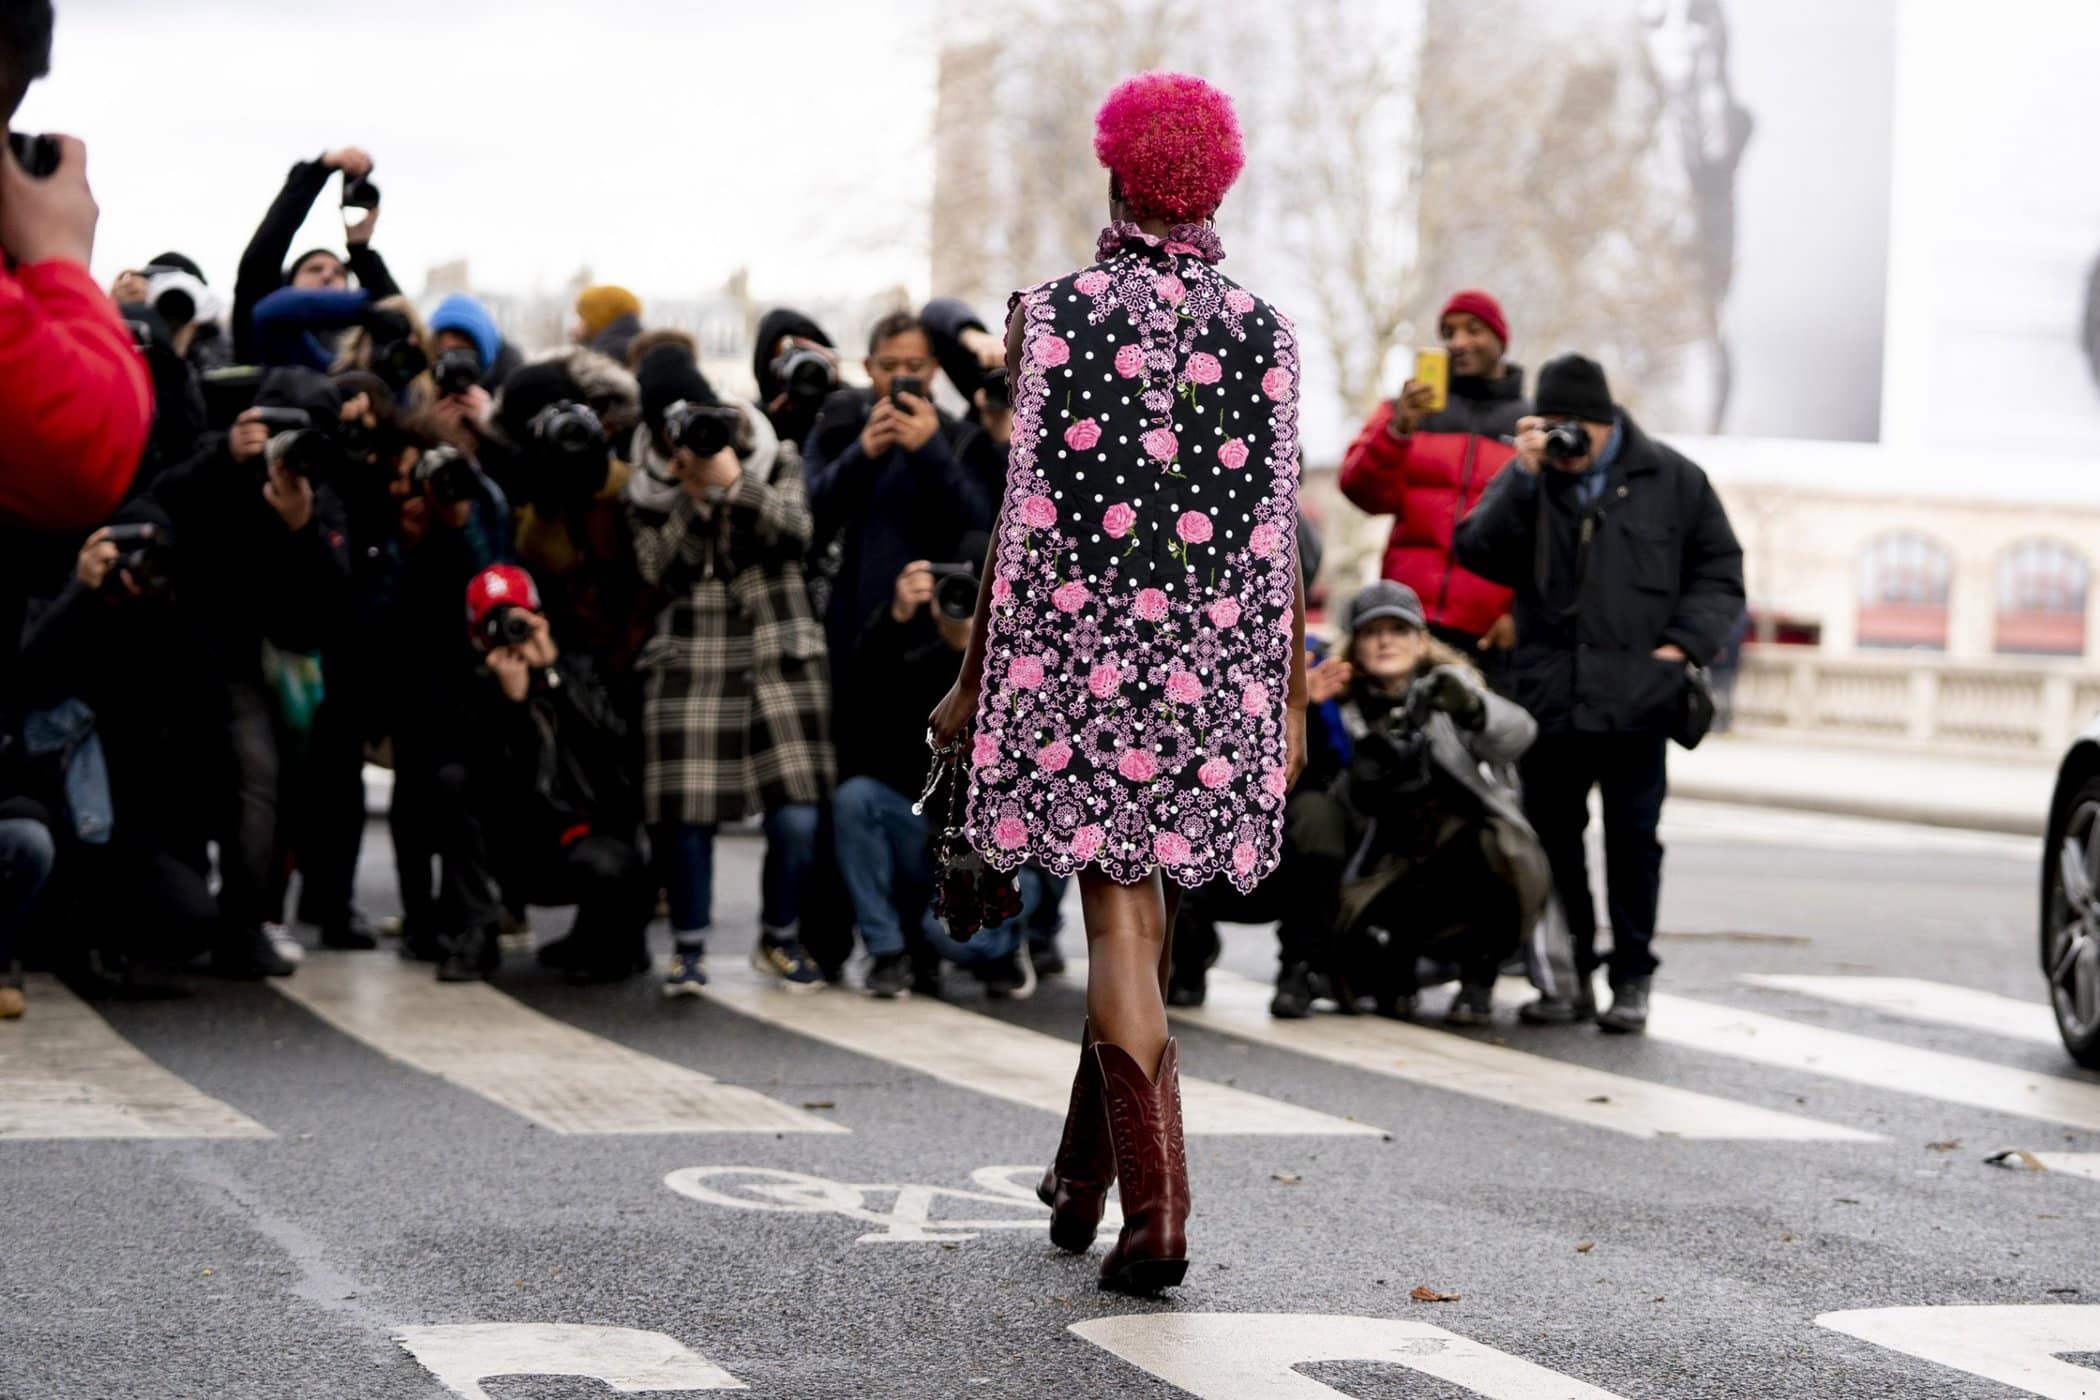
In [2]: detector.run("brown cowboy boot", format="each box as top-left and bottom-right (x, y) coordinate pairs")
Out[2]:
(1038, 1021), (1115, 1252)
(1093, 1038), (1190, 1296)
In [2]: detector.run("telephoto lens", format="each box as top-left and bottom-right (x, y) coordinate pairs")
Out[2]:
(663, 400), (742, 460)
(413, 444), (480, 505)
(930, 564), (980, 621)
(770, 346), (837, 409)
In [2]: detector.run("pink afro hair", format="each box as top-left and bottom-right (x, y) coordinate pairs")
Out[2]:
(1093, 71), (1245, 224)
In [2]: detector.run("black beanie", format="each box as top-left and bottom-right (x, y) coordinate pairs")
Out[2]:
(286, 247), (344, 283)
(1535, 354), (1614, 423)
(635, 342), (717, 433)
(254, 366), (343, 426)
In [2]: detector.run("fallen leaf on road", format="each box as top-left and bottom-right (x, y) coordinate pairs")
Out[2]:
(1779, 1232), (1794, 1242)
(1925, 1140), (1960, 1152)
(801, 1100), (836, 1110)
(1272, 1172), (1303, 1185)
(1410, 1285), (1460, 1303)
(1575, 1241), (1595, 1254)
(1985, 1148), (2048, 1172)
(1586, 1095), (1611, 1104)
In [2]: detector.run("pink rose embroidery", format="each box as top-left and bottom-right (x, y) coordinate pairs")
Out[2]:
(1113, 344), (1144, 378)
(972, 733), (1000, 767)
(1134, 588), (1170, 622)
(1153, 831), (1192, 865)
(1224, 288), (1256, 314)
(1102, 500), (1137, 538)
(1064, 419), (1102, 451)
(1018, 494), (1057, 530)
(1242, 681), (1270, 716)
(1217, 437), (1250, 470)
(991, 574), (1012, 601)
(1141, 427), (1179, 462)
(1007, 655), (1045, 689)
(1036, 739), (1072, 772)
(1232, 841), (1259, 874)
(1176, 511), (1212, 544)
(1198, 756), (1233, 788)
(1052, 580), (1090, 613)
(1117, 748), (1158, 782)
(1088, 662), (1121, 699)
(1032, 334), (1070, 368)
(1263, 765), (1289, 798)
(1164, 240), (1200, 256)
(1249, 522), (1284, 557)
(1207, 597), (1241, 629)
(1185, 352), (1222, 385)
(992, 816), (1028, 850)
(1071, 824), (1105, 860)
(1261, 366), (1292, 401)
(1074, 270), (1110, 296)
(1155, 274), (1185, 306)
(1166, 671), (1203, 704)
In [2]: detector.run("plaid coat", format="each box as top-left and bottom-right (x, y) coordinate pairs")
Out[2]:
(628, 406), (834, 825)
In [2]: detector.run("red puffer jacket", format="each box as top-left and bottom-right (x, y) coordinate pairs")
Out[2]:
(0, 258), (152, 528)
(1339, 368), (1528, 639)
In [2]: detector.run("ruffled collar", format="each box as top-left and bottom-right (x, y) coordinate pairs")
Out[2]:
(1096, 220), (1226, 265)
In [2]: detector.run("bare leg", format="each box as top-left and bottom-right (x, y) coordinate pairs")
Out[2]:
(1156, 882), (1183, 1000)
(1079, 869), (1171, 1075)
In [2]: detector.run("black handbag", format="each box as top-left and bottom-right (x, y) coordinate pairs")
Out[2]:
(914, 727), (1022, 939)
(1673, 662), (1717, 751)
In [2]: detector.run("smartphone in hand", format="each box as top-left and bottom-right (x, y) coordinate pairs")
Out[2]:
(1414, 348), (1449, 413)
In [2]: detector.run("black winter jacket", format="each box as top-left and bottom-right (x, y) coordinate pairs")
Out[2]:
(1453, 411), (1743, 736)
(835, 606), (965, 800)
(232, 158), (401, 365)
(469, 654), (637, 853)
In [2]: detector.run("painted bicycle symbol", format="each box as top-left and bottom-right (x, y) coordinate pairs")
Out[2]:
(662, 1164), (1121, 1244)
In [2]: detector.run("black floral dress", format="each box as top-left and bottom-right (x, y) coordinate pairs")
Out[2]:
(964, 222), (1302, 892)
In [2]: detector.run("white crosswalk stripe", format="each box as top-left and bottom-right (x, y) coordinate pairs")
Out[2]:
(1177, 969), (1875, 1141)
(1741, 974), (2060, 1046)
(700, 956), (1381, 1137)
(274, 953), (842, 1135)
(0, 974), (271, 1140)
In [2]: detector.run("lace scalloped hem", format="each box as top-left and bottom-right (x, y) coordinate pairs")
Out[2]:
(966, 831), (1281, 897)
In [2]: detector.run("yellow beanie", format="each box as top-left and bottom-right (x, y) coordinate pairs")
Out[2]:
(575, 284), (641, 334)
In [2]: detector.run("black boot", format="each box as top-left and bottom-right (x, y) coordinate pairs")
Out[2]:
(437, 926), (499, 983)
(317, 910), (379, 951)
(210, 925), (296, 980)
(1269, 961), (1315, 1019)
(1597, 977), (1650, 1034)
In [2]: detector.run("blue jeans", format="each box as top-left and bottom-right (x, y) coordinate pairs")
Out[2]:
(0, 816), (58, 969)
(832, 774), (1043, 967)
(660, 804), (820, 949)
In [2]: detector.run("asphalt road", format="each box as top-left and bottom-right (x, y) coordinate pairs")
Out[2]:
(5, 798), (2097, 1400)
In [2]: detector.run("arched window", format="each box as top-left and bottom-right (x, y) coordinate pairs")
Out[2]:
(1996, 538), (2090, 656)
(1856, 531), (1950, 650)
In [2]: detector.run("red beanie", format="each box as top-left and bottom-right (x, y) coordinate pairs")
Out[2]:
(1439, 289), (1509, 349)
(465, 564), (541, 630)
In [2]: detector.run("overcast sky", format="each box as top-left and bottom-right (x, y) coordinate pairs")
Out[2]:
(28, 0), (940, 304)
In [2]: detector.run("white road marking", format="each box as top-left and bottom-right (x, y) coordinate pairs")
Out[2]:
(0, 974), (271, 1140)
(662, 1163), (1117, 1243)
(1818, 1305), (2100, 1399)
(275, 953), (840, 1135)
(1743, 974), (2060, 1046)
(1177, 969), (1875, 1141)
(395, 1323), (745, 1397)
(701, 957), (1378, 1137)
(1071, 1313), (1625, 1400)
(1636, 989), (2100, 1132)
(1661, 798), (2037, 860)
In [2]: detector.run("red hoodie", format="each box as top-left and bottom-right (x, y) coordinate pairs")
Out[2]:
(1338, 368), (1528, 639)
(0, 258), (153, 529)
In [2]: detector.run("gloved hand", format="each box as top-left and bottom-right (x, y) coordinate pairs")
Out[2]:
(1413, 665), (1486, 731)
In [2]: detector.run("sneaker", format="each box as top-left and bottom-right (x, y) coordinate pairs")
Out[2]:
(498, 907), (535, 953)
(1269, 961), (1316, 1019)
(752, 929), (824, 993)
(1597, 977), (1651, 1035)
(864, 952), (911, 1000)
(978, 946), (1037, 1001)
(264, 922), (305, 966)
(663, 948), (709, 998)
(1445, 984), (1495, 1027)
(1029, 941), (1067, 980)
(211, 925), (297, 979)
(1519, 984), (1599, 1025)
(436, 926), (499, 983)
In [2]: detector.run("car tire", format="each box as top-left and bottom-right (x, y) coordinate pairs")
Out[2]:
(2043, 776), (2100, 1069)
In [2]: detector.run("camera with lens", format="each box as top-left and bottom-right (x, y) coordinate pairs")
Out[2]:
(1542, 420), (1590, 462)
(769, 344), (838, 411)
(525, 400), (611, 512)
(247, 406), (311, 434)
(413, 444), (480, 506)
(432, 348), (481, 399)
(269, 427), (347, 484)
(141, 265), (214, 333)
(475, 603), (536, 654)
(98, 522), (172, 596)
(6, 131), (58, 178)
(363, 308), (428, 390)
(663, 399), (742, 461)
(927, 562), (980, 622)
(528, 399), (606, 459)
(980, 367), (1010, 412)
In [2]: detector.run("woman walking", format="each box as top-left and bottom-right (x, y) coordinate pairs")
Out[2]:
(931, 72), (1307, 1295)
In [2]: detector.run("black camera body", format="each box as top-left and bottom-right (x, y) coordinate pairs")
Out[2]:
(476, 604), (536, 654)
(413, 444), (480, 506)
(927, 562), (980, 622)
(980, 368), (1011, 412)
(247, 406), (311, 433)
(664, 400), (742, 461)
(99, 523), (172, 596)
(770, 346), (837, 411)
(432, 348), (481, 399)
(525, 399), (611, 513)
(363, 308), (428, 390)
(6, 132), (58, 178)
(271, 427), (346, 483)
(1542, 421), (1590, 462)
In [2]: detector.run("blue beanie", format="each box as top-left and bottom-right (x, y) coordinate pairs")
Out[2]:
(428, 294), (501, 375)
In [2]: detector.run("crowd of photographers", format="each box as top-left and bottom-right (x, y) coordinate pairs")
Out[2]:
(1, 1), (1744, 1034)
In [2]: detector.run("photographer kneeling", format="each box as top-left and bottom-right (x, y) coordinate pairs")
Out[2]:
(1314, 581), (1547, 1023)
